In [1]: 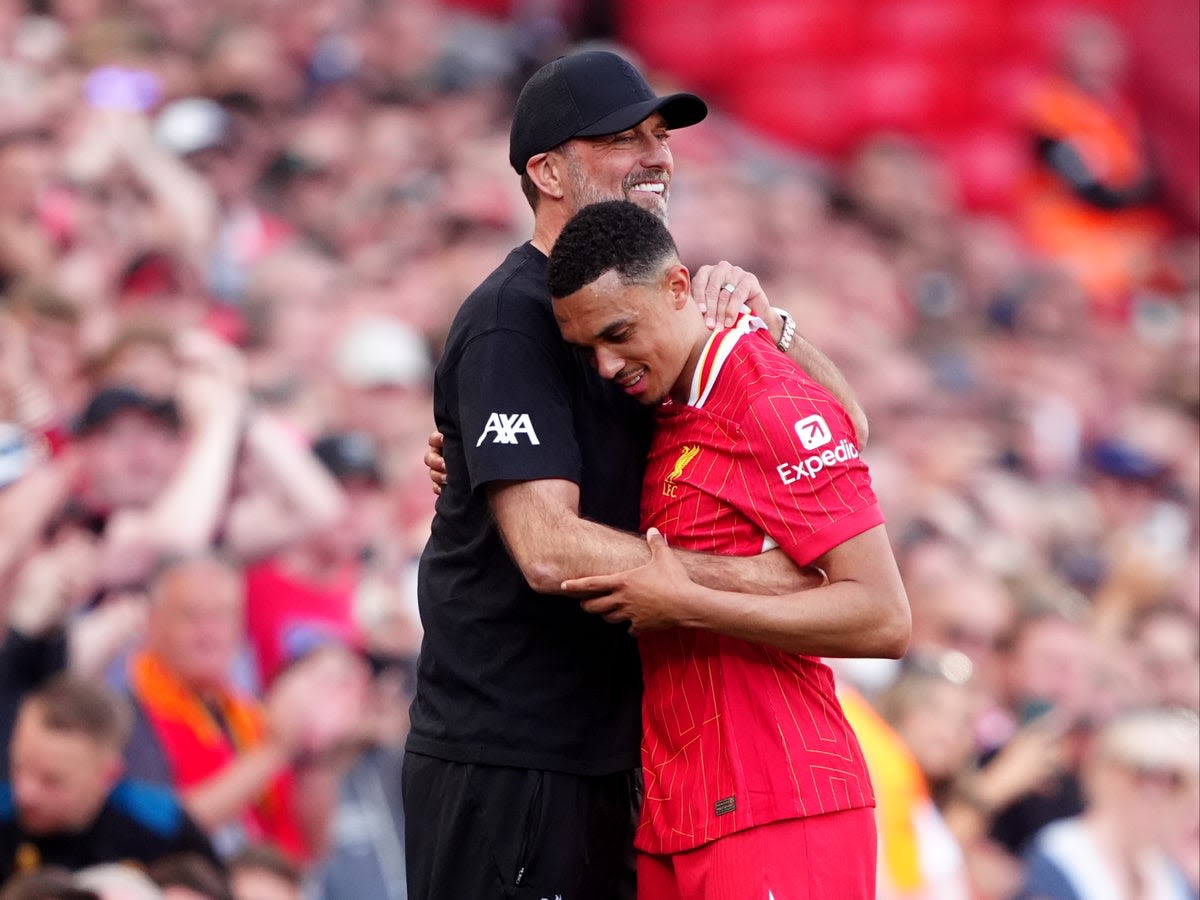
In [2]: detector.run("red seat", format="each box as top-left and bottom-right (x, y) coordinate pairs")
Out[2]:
(845, 56), (972, 138)
(935, 127), (1032, 213)
(973, 59), (1045, 128)
(861, 0), (996, 58)
(620, 0), (725, 92)
(725, 63), (858, 157)
(722, 0), (857, 64)
(1001, 1), (1123, 63)
(437, 0), (511, 15)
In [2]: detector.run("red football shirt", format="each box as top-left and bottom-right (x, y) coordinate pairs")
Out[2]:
(636, 312), (883, 855)
(243, 559), (361, 686)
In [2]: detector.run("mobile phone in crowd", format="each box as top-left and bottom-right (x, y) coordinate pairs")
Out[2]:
(83, 66), (162, 113)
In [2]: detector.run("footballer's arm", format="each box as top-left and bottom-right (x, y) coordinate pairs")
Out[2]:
(565, 524), (911, 659)
(489, 478), (822, 598)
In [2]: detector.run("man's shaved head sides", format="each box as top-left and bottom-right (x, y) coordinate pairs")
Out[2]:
(547, 200), (679, 300)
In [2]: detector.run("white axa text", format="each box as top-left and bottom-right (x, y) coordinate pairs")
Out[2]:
(477, 412), (541, 446)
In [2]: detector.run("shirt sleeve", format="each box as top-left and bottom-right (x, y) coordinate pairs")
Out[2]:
(735, 382), (883, 566)
(456, 327), (583, 493)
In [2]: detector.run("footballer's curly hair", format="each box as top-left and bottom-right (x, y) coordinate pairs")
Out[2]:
(547, 201), (679, 300)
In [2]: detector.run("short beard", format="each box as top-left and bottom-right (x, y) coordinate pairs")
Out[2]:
(565, 156), (669, 224)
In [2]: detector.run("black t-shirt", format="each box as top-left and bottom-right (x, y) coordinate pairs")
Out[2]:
(407, 242), (650, 775)
(0, 778), (219, 882)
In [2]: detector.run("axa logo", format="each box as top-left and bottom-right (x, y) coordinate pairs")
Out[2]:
(777, 438), (860, 484)
(476, 412), (540, 446)
(663, 444), (700, 497)
(794, 413), (832, 450)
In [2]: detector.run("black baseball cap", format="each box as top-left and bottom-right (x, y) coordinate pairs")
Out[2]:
(509, 50), (708, 174)
(73, 386), (181, 436)
(313, 431), (383, 485)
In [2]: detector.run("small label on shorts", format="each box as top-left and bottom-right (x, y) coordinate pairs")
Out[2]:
(714, 796), (736, 816)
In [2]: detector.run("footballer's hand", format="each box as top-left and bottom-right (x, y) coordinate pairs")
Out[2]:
(692, 261), (780, 336)
(563, 529), (693, 634)
(424, 430), (447, 494)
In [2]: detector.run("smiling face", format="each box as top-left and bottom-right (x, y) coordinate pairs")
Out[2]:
(554, 265), (705, 405)
(557, 113), (674, 221)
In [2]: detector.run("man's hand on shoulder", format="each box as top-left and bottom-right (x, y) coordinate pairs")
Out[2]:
(692, 261), (781, 335)
(692, 261), (869, 447)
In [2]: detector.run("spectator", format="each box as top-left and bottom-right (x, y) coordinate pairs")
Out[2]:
(242, 431), (385, 686)
(84, 323), (178, 400)
(0, 675), (217, 882)
(112, 253), (231, 343)
(0, 132), (58, 289)
(840, 672), (971, 900)
(906, 560), (1016, 699)
(1130, 605), (1200, 712)
(68, 338), (238, 591)
(0, 296), (60, 443)
(61, 99), (220, 271)
(309, 658), (409, 900)
(123, 555), (367, 862)
(1018, 707), (1198, 899)
(980, 607), (1095, 858)
(879, 657), (980, 809)
(1020, 13), (1168, 317)
(151, 96), (290, 305)
(330, 316), (433, 483)
(0, 521), (95, 771)
(3, 282), (86, 435)
(68, 331), (346, 593)
(329, 315), (437, 559)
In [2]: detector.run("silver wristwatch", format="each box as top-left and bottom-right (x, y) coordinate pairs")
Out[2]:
(774, 307), (797, 353)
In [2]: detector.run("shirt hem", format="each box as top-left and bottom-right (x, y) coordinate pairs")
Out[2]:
(404, 734), (639, 777)
(634, 797), (877, 856)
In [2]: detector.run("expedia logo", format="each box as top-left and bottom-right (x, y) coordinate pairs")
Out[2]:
(794, 414), (832, 450)
(777, 438), (860, 484)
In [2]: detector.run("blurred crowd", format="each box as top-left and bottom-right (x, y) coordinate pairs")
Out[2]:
(0, 0), (1195, 898)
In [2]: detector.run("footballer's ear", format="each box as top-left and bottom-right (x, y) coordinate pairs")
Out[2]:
(666, 262), (691, 309)
(526, 151), (566, 201)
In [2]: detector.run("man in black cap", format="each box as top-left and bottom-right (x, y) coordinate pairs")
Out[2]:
(404, 49), (866, 899)
(69, 385), (188, 548)
(66, 369), (244, 594)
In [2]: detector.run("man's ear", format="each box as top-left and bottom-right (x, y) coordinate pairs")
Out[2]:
(666, 263), (691, 309)
(526, 151), (565, 201)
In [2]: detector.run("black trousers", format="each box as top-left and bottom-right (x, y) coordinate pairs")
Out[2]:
(402, 752), (640, 900)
